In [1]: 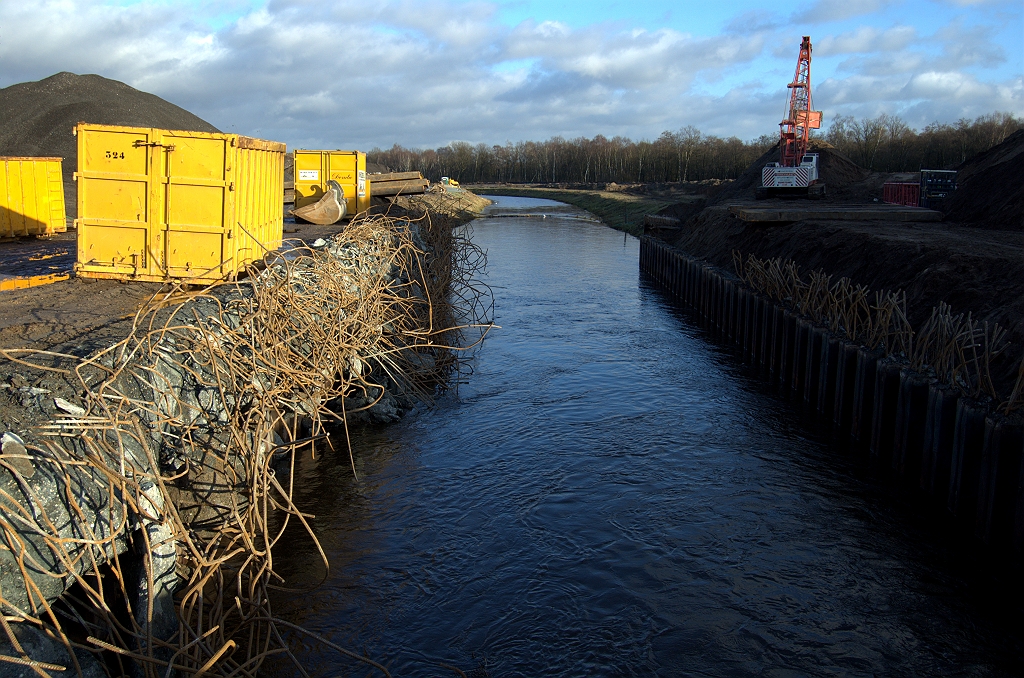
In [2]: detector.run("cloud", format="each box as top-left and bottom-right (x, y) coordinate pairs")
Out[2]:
(793, 0), (887, 24)
(0, 0), (1019, 150)
(816, 26), (917, 55)
(935, 20), (1007, 68)
(724, 10), (784, 34)
(504, 21), (765, 90)
(814, 70), (1022, 126)
(903, 70), (1001, 100)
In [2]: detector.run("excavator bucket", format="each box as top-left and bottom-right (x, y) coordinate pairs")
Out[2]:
(290, 180), (347, 225)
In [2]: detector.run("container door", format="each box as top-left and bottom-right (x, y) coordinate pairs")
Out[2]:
(0, 160), (34, 238)
(45, 161), (67, 233)
(77, 126), (156, 275)
(293, 151), (325, 209)
(159, 131), (233, 280)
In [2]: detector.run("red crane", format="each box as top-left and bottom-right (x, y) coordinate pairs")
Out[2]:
(758, 36), (826, 199)
(780, 36), (821, 167)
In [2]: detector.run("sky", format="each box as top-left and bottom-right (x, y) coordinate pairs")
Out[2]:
(0, 0), (1021, 151)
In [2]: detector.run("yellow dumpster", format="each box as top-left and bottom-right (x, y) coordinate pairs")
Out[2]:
(74, 123), (285, 283)
(293, 150), (369, 217)
(0, 157), (67, 238)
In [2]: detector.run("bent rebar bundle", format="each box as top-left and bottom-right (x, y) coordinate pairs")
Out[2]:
(0, 211), (491, 676)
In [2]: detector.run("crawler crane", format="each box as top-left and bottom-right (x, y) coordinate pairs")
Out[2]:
(756, 36), (825, 199)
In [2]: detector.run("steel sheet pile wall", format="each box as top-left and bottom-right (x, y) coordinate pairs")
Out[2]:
(640, 236), (1024, 554)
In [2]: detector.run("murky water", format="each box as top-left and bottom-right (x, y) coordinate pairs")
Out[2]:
(271, 197), (1024, 677)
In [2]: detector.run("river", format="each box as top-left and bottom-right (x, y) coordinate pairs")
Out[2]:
(271, 196), (1024, 677)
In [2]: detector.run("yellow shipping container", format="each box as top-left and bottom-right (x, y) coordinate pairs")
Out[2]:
(0, 157), (67, 238)
(74, 123), (285, 283)
(293, 150), (369, 217)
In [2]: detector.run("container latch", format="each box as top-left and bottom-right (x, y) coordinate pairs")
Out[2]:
(132, 141), (176, 151)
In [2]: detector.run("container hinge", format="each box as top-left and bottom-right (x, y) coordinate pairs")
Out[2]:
(228, 182), (235, 191)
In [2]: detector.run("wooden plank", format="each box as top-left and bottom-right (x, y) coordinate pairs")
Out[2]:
(370, 179), (430, 196)
(368, 172), (423, 183)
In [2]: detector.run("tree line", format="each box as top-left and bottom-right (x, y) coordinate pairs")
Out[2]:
(368, 112), (1022, 184)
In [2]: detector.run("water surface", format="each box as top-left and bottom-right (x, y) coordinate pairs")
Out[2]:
(272, 196), (1024, 677)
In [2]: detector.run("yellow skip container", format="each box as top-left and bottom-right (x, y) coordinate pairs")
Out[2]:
(293, 150), (369, 217)
(0, 157), (67, 238)
(74, 123), (285, 283)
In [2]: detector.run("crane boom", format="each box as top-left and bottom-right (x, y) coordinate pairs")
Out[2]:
(780, 36), (822, 167)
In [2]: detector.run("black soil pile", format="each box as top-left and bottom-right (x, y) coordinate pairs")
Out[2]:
(944, 129), (1024, 230)
(0, 72), (219, 217)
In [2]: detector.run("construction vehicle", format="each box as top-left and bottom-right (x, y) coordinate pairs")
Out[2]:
(919, 169), (957, 208)
(757, 36), (825, 200)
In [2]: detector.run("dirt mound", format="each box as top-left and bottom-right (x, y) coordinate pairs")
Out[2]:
(711, 139), (872, 204)
(0, 72), (219, 217)
(943, 130), (1024, 230)
(0, 72), (218, 161)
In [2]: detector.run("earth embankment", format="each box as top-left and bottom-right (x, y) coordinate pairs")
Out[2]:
(657, 135), (1024, 395)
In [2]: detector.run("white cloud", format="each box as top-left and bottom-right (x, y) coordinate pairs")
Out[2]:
(935, 20), (1007, 68)
(816, 26), (917, 55)
(903, 70), (999, 99)
(504, 22), (766, 90)
(794, 0), (888, 24)
(0, 0), (1019, 150)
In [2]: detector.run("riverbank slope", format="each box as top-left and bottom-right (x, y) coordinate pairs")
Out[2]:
(650, 137), (1024, 400)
